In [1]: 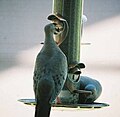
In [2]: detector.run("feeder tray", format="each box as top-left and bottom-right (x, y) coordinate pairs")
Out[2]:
(18, 98), (109, 109)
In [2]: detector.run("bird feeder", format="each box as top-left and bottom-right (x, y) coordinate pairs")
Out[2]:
(52, 0), (109, 108)
(18, 0), (109, 109)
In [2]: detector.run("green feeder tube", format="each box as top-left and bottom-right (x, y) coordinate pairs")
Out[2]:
(53, 0), (84, 104)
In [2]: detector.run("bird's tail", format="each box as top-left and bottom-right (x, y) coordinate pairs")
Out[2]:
(35, 102), (51, 117)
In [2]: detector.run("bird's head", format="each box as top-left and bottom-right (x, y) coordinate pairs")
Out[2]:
(47, 14), (66, 34)
(44, 23), (64, 35)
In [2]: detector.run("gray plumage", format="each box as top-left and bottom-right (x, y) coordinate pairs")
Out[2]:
(33, 23), (68, 117)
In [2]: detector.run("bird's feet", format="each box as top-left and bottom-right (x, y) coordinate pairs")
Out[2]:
(55, 97), (61, 104)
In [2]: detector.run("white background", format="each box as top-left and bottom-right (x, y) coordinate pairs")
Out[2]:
(0, 0), (120, 117)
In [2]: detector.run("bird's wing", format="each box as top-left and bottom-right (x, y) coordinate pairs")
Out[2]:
(49, 73), (66, 103)
(33, 52), (47, 98)
(33, 70), (40, 98)
(49, 54), (68, 103)
(33, 66), (48, 98)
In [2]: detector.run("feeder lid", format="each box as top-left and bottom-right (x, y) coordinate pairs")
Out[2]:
(48, 13), (66, 21)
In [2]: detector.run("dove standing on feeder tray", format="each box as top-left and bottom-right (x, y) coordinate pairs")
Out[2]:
(33, 20), (68, 117)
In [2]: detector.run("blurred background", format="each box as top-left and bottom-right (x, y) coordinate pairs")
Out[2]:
(0, 0), (120, 117)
